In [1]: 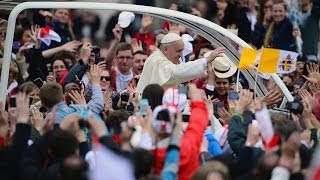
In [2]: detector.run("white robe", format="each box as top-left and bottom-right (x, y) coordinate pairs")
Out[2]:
(136, 50), (207, 93)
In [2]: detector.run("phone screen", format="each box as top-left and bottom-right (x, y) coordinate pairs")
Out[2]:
(182, 114), (190, 122)
(213, 102), (224, 118)
(10, 96), (16, 108)
(121, 93), (130, 102)
(228, 91), (239, 100)
(178, 86), (188, 94)
(139, 99), (149, 116)
(34, 78), (44, 88)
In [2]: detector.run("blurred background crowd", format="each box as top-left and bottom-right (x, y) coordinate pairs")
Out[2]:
(0, 0), (320, 180)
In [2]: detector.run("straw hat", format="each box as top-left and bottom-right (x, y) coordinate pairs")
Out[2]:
(205, 51), (237, 78)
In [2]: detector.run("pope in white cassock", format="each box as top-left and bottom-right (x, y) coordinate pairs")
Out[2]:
(136, 33), (226, 93)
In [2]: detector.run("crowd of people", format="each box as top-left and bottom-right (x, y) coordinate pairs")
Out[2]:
(0, 0), (320, 179)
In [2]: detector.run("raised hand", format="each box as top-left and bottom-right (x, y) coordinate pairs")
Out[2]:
(303, 63), (320, 84)
(168, 22), (180, 35)
(140, 15), (153, 33)
(16, 93), (30, 123)
(217, 108), (232, 124)
(88, 64), (102, 86)
(299, 89), (313, 106)
(61, 40), (82, 53)
(17, 42), (34, 56)
(29, 24), (40, 43)
(68, 90), (86, 105)
(235, 89), (253, 114)
(113, 24), (123, 42)
(31, 108), (44, 132)
(130, 38), (143, 52)
(245, 123), (260, 147)
(261, 90), (283, 108)
(79, 42), (93, 63)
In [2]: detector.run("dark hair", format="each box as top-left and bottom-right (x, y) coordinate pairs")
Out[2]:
(49, 129), (79, 160)
(105, 109), (130, 135)
(133, 50), (147, 56)
(59, 155), (88, 180)
(116, 43), (133, 56)
(40, 82), (63, 108)
(142, 84), (164, 110)
(194, 43), (215, 59)
(14, 26), (30, 43)
(54, 51), (75, 65)
(52, 59), (70, 70)
(274, 119), (299, 140)
(132, 148), (154, 179)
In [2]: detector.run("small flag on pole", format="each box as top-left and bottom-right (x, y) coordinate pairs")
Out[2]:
(239, 47), (259, 70)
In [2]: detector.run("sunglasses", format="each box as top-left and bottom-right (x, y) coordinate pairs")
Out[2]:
(100, 76), (111, 81)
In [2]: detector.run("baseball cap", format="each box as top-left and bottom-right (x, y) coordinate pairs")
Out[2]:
(118, 11), (135, 28)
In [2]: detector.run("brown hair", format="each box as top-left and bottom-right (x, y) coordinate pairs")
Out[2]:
(18, 81), (38, 95)
(263, 0), (287, 48)
(191, 161), (230, 180)
(115, 43), (133, 56)
(39, 82), (63, 108)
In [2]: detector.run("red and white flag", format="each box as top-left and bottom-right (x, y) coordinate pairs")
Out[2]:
(37, 26), (61, 46)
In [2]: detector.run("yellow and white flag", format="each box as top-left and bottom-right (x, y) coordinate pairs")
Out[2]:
(238, 47), (298, 74)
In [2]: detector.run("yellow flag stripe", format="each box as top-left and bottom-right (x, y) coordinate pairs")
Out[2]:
(238, 47), (258, 70)
(258, 48), (280, 73)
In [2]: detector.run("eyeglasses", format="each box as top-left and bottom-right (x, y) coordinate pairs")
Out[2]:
(100, 76), (111, 81)
(117, 56), (133, 60)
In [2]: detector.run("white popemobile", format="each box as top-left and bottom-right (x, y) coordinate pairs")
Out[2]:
(0, 2), (294, 107)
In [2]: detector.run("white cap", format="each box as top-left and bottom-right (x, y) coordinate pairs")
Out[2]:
(118, 11), (135, 28)
(162, 87), (187, 112)
(160, 33), (182, 44)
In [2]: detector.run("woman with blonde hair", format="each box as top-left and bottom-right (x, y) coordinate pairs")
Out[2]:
(263, 0), (298, 52)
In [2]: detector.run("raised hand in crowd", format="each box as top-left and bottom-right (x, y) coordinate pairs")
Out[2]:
(29, 24), (41, 48)
(96, 61), (106, 70)
(46, 74), (56, 82)
(103, 90), (113, 114)
(303, 63), (320, 85)
(235, 89), (253, 114)
(113, 24), (123, 42)
(68, 90), (86, 105)
(261, 89), (283, 108)
(217, 108), (232, 125)
(302, 100), (320, 129)
(31, 108), (44, 132)
(79, 42), (93, 63)
(168, 22), (180, 35)
(87, 64), (102, 86)
(15, 93), (30, 124)
(130, 38), (143, 52)
(245, 123), (260, 147)
(140, 15), (153, 34)
(17, 42), (33, 56)
(61, 40), (82, 53)
(300, 89), (313, 106)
